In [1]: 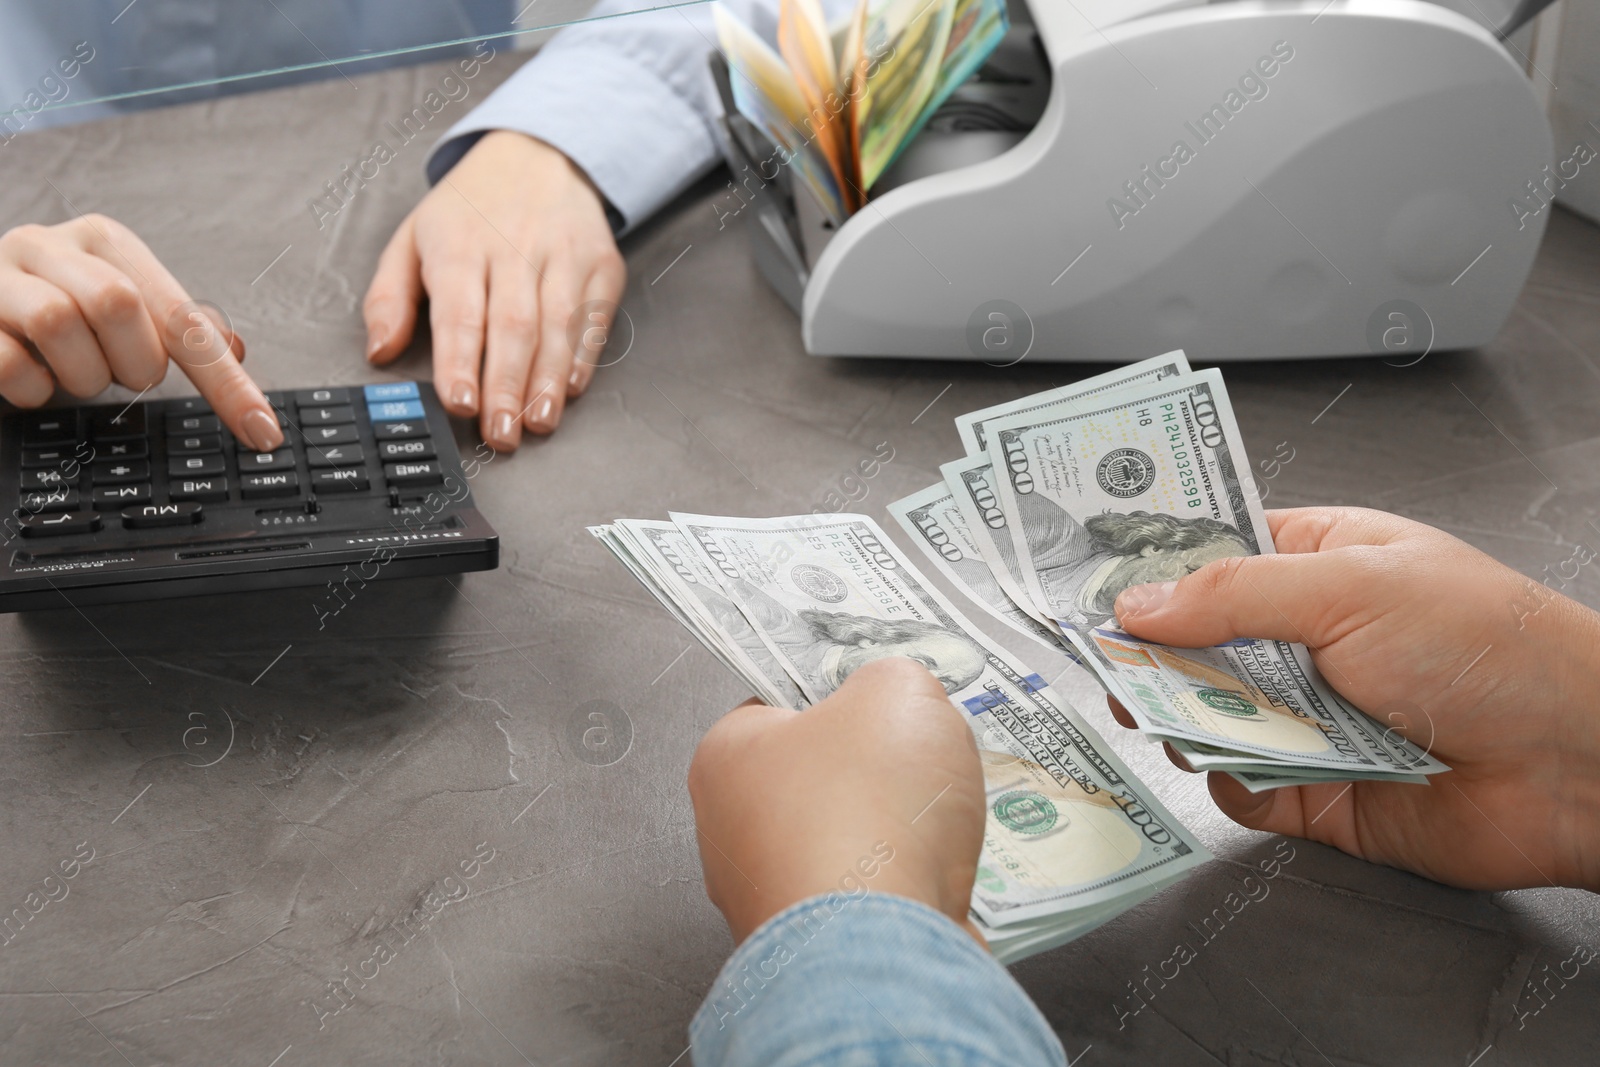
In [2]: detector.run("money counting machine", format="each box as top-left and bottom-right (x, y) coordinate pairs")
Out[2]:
(715, 0), (1557, 361)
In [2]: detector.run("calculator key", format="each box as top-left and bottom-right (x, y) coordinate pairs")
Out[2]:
(299, 423), (360, 447)
(384, 461), (444, 487)
(306, 444), (364, 468)
(239, 448), (296, 471)
(310, 468), (369, 492)
(92, 460), (150, 485)
(294, 388), (351, 406)
(377, 438), (435, 462)
(241, 471), (300, 499)
(122, 502), (203, 528)
(166, 413), (221, 435)
(298, 405), (355, 426)
(168, 454), (227, 478)
(22, 468), (72, 489)
(373, 419), (427, 440)
(363, 381), (420, 402)
(101, 439), (148, 460)
(92, 484), (152, 510)
(367, 399), (425, 421)
(21, 413), (77, 446)
(89, 407), (145, 439)
(168, 397), (211, 415)
(170, 477), (229, 502)
(18, 510), (100, 536)
(18, 488), (79, 513)
(21, 446), (77, 469)
(169, 433), (222, 455)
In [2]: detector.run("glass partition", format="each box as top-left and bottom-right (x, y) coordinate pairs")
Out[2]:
(0, 0), (703, 129)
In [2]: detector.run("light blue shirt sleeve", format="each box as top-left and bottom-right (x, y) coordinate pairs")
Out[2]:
(425, 0), (852, 234)
(691, 893), (1068, 1067)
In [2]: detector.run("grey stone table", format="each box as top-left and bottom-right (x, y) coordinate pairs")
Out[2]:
(3, 55), (1599, 1067)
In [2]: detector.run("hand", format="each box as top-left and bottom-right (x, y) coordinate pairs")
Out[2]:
(688, 658), (987, 945)
(0, 215), (282, 451)
(364, 131), (626, 451)
(1108, 506), (1600, 892)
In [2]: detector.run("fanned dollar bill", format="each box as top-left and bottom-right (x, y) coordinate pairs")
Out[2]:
(939, 453), (1052, 628)
(591, 520), (805, 709)
(887, 480), (1063, 654)
(1066, 625), (1448, 778)
(955, 350), (1191, 454)
(594, 511), (1211, 962)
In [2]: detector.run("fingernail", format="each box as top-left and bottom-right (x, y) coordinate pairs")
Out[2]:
(243, 408), (283, 453)
(492, 411), (516, 446)
(450, 382), (477, 414)
(366, 333), (386, 362)
(529, 394), (557, 432)
(1117, 581), (1176, 622)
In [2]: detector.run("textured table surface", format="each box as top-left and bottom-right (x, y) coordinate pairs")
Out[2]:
(2, 55), (1598, 1067)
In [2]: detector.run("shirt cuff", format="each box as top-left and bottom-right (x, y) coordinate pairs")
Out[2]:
(426, 44), (721, 235)
(691, 893), (1067, 1067)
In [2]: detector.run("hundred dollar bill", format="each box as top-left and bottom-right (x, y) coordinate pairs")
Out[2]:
(940, 453), (1051, 627)
(982, 367), (1267, 629)
(668, 511), (1211, 927)
(887, 480), (1063, 654)
(955, 350), (1191, 454)
(977, 367), (1448, 782)
(1066, 625), (1448, 775)
(592, 521), (805, 710)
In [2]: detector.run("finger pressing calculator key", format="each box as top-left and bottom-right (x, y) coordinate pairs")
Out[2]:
(0, 381), (498, 612)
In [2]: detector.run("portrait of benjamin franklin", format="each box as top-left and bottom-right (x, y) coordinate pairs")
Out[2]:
(734, 581), (986, 696)
(1012, 493), (1249, 626)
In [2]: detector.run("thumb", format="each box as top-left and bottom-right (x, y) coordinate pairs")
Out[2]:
(1113, 552), (1357, 649)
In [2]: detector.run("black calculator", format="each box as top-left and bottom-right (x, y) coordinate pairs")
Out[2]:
(0, 381), (498, 612)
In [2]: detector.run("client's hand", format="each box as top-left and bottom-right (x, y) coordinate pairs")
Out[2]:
(1109, 506), (1600, 892)
(0, 215), (281, 451)
(364, 131), (626, 451)
(688, 657), (987, 945)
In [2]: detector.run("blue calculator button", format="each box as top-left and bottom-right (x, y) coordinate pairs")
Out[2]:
(363, 382), (420, 402)
(367, 399), (425, 421)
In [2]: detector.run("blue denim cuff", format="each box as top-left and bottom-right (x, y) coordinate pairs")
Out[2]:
(690, 893), (1066, 1067)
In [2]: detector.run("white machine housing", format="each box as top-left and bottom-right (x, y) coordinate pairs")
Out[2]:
(792, 0), (1553, 361)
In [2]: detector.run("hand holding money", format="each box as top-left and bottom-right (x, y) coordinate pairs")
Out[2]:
(1109, 506), (1600, 893)
(689, 657), (988, 945)
(594, 510), (1212, 961)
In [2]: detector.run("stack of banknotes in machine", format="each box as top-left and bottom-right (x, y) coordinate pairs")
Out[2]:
(590, 511), (1213, 962)
(887, 351), (1450, 794)
(715, 0), (1009, 222)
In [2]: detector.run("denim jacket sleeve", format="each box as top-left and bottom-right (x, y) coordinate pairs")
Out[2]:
(690, 893), (1067, 1067)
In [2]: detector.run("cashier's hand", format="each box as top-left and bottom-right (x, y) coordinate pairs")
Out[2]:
(364, 131), (626, 452)
(1108, 506), (1600, 893)
(688, 658), (988, 946)
(0, 215), (283, 452)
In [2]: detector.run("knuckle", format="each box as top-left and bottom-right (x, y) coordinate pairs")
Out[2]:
(494, 307), (540, 339)
(858, 654), (933, 688)
(1198, 554), (1247, 597)
(23, 294), (79, 341)
(85, 277), (142, 322)
(62, 363), (111, 398)
(3, 223), (49, 253)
